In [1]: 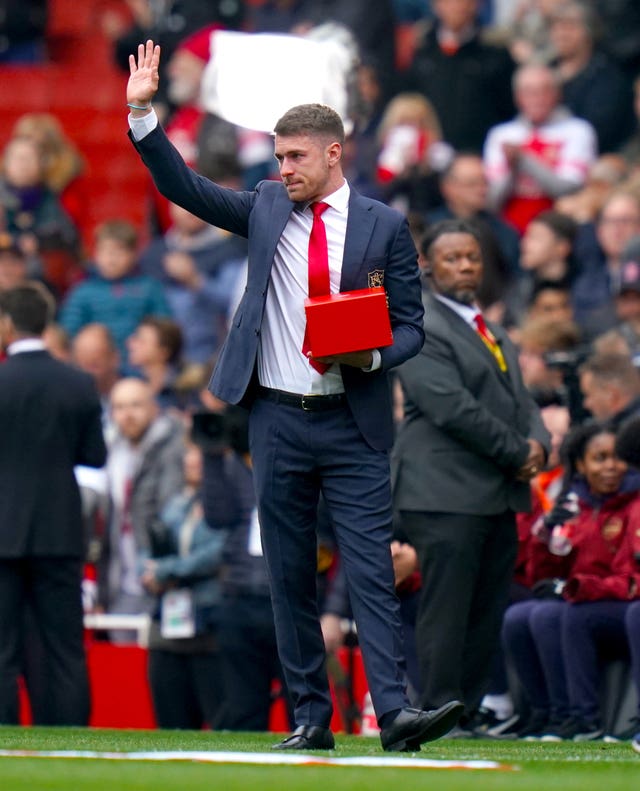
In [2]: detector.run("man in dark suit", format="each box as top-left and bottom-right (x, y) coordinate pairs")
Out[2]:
(0, 284), (107, 724)
(126, 40), (463, 751)
(393, 219), (550, 728)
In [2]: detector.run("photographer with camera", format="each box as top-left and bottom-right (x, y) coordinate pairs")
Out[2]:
(578, 352), (640, 428)
(192, 407), (291, 731)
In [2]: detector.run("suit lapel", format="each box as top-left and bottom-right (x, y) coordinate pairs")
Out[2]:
(429, 296), (516, 393)
(340, 190), (376, 292)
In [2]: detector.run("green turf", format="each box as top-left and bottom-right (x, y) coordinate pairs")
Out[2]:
(0, 727), (638, 790)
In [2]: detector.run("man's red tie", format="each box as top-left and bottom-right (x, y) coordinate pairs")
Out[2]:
(302, 201), (331, 374)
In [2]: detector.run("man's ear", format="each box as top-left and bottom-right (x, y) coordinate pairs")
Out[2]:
(0, 314), (14, 349)
(327, 141), (342, 166)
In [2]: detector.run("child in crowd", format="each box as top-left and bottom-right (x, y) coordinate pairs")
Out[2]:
(502, 421), (640, 740)
(59, 219), (170, 369)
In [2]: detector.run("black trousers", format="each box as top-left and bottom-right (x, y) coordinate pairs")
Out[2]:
(148, 648), (224, 730)
(0, 556), (89, 725)
(217, 593), (291, 731)
(401, 510), (518, 716)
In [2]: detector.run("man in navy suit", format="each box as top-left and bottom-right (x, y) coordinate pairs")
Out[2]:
(0, 284), (107, 724)
(126, 40), (463, 750)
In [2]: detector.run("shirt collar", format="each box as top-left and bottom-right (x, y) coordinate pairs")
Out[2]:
(300, 180), (350, 214)
(7, 338), (47, 356)
(434, 294), (480, 326)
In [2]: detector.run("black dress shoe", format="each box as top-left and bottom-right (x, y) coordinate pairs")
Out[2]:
(381, 700), (465, 752)
(272, 725), (335, 751)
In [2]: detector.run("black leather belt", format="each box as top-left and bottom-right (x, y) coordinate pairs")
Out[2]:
(257, 386), (346, 412)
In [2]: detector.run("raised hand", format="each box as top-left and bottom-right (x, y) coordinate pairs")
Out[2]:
(127, 39), (161, 110)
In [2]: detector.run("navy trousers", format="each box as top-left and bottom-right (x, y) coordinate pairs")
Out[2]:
(563, 601), (630, 722)
(249, 397), (409, 727)
(625, 600), (640, 718)
(502, 598), (569, 723)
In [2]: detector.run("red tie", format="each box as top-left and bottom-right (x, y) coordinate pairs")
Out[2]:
(302, 201), (331, 374)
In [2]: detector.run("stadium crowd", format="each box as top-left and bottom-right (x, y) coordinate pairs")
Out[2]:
(1, 0), (640, 750)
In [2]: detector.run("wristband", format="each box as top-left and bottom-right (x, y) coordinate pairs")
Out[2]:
(127, 102), (151, 111)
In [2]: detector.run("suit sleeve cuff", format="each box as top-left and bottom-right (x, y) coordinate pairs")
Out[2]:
(128, 108), (159, 140)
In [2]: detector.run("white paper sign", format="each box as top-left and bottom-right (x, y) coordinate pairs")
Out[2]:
(201, 29), (354, 134)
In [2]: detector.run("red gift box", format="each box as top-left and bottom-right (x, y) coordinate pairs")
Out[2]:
(304, 287), (393, 357)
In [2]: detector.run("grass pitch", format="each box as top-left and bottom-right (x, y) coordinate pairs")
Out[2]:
(0, 726), (638, 791)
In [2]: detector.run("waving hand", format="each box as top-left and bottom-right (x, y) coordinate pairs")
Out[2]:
(127, 39), (161, 111)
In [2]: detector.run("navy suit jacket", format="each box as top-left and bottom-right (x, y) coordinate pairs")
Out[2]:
(131, 125), (425, 450)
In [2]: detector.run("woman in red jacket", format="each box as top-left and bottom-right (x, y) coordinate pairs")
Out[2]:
(502, 420), (640, 740)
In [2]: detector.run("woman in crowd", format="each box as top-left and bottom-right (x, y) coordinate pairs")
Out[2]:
(126, 315), (203, 412)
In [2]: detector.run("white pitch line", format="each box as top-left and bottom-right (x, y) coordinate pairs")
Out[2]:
(0, 749), (514, 770)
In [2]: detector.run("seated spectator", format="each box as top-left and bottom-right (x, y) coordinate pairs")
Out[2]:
(506, 209), (577, 324)
(341, 56), (388, 202)
(126, 316), (203, 412)
(0, 0), (47, 63)
(484, 62), (597, 234)
(526, 281), (575, 325)
(0, 134), (80, 291)
(59, 219), (171, 370)
(517, 316), (582, 394)
(71, 323), (121, 436)
(554, 154), (628, 224)
(427, 152), (520, 312)
(0, 233), (57, 314)
(488, 0), (559, 65)
(620, 76), (640, 172)
(375, 91), (453, 215)
(98, 378), (185, 643)
(138, 201), (246, 364)
(589, 0), (640, 79)
(11, 113), (90, 240)
(112, 1), (243, 116)
(607, 255), (640, 364)
(141, 438), (226, 730)
(403, 0), (516, 152)
(502, 420), (640, 740)
(571, 189), (640, 338)
(548, 1), (635, 154)
(578, 352), (640, 427)
(0, 233), (29, 293)
(43, 323), (72, 363)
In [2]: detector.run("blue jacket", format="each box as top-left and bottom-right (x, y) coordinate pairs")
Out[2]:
(59, 269), (171, 364)
(152, 489), (228, 633)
